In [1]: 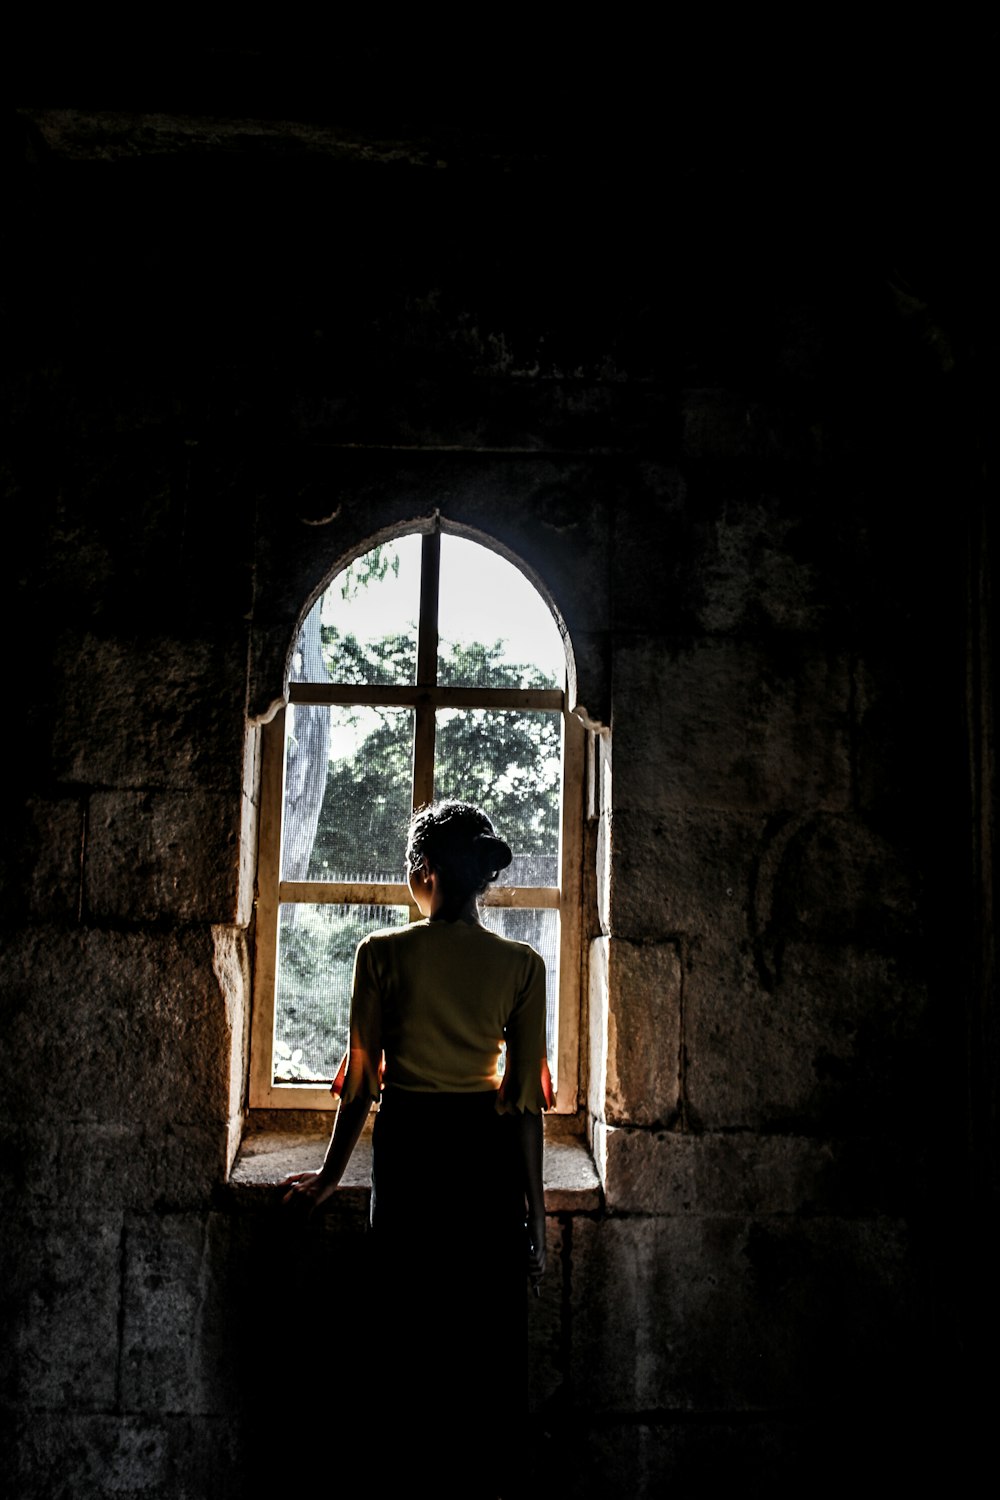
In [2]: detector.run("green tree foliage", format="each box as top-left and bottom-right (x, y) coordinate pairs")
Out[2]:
(338, 542), (400, 599)
(309, 634), (560, 881)
(275, 902), (408, 1080)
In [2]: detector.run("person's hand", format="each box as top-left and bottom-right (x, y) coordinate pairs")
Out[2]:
(278, 1170), (337, 1216)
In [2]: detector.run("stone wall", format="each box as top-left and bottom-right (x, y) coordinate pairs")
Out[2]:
(2, 71), (992, 1498)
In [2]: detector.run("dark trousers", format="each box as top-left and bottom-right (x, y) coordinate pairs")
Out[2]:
(369, 1089), (528, 1493)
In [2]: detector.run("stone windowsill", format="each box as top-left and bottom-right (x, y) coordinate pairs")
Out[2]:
(228, 1115), (602, 1212)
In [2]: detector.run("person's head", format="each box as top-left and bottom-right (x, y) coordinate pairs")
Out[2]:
(406, 800), (512, 917)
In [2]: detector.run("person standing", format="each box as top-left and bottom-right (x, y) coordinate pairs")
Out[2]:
(281, 800), (551, 1494)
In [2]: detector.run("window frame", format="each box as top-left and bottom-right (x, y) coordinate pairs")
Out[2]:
(249, 531), (584, 1116)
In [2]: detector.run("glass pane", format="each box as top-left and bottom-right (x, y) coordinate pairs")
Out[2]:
(281, 704), (413, 882)
(291, 535), (421, 686)
(273, 903), (410, 1083)
(434, 709), (561, 886)
(481, 907), (560, 1094)
(437, 535), (564, 690)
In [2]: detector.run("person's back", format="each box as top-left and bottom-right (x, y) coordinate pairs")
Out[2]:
(356, 918), (546, 1100)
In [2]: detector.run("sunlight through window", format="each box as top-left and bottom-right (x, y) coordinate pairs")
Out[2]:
(250, 531), (582, 1114)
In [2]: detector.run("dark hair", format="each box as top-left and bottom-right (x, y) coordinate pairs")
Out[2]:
(406, 800), (513, 909)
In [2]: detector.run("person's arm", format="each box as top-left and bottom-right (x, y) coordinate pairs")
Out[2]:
(280, 938), (382, 1216)
(502, 950), (549, 1285)
(514, 1107), (546, 1289)
(279, 1091), (372, 1216)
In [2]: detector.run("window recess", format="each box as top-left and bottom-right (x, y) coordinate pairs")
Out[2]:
(250, 530), (583, 1114)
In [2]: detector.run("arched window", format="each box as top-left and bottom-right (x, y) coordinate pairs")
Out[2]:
(249, 530), (583, 1113)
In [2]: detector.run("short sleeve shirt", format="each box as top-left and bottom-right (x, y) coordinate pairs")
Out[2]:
(340, 918), (548, 1114)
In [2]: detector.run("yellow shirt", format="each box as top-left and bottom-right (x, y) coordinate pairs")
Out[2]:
(340, 918), (549, 1114)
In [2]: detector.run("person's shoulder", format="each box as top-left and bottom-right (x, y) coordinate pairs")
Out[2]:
(474, 926), (544, 967)
(358, 922), (426, 953)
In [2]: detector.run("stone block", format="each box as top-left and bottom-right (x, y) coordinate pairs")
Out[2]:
(755, 811), (921, 950)
(589, 937), (681, 1127)
(684, 935), (930, 1132)
(596, 721), (612, 811)
(6, 1412), (242, 1500)
(0, 795), (83, 921)
(607, 799), (921, 952)
(568, 626), (611, 733)
(236, 724), (262, 929)
(16, 452), (180, 624)
(242, 722), (262, 810)
(569, 1213), (920, 1414)
(248, 620), (293, 723)
(5, 1413), (170, 1500)
(611, 637), (851, 814)
(228, 1128), (372, 1199)
(540, 1132), (602, 1211)
(543, 1408), (939, 1500)
(0, 1212), (122, 1410)
(598, 802), (931, 1136)
(595, 807), (611, 935)
(596, 1127), (922, 1216)
(688, 492), (826, 636)
(52, 629), (248, 791)
(0, 1120), (229, 1213)
(120, 1212), (238, 1416)
(613, 467), (827, 638)
(85, 789), (244, 923)
(604, 804), (766, 942)
(547, 1413), (817, 1500)
(610, 463), (686, 635)
(588, 937), (609, 1123)
(212, 924), (252, 1129)
(0, 927), (235, 1128)
(681, 388), (802, 462)
(237, 790), (259, 929)
(590, 731), (612, 935)
(854, 649), (955, 829)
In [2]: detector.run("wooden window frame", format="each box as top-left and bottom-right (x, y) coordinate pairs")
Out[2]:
(249, 533), (584, 1115)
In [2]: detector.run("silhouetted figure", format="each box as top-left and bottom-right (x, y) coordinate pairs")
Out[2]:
(281, 800), (551, 1496)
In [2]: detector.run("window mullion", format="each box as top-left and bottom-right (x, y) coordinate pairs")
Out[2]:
(413, 530), (441, 811)
(413, 703), (436, 811)
(288, 683), (564, 710)
(279, 879), (414, 905)
(416, 531), (440, 687)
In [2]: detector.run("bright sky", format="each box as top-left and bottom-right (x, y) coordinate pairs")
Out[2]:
(318, 533), (565, 681)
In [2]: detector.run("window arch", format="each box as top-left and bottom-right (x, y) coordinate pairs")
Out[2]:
(249, 529), (583, 1114)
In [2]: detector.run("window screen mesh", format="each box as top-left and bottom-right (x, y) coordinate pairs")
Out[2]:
(281, 704), (413, 883)
(292, 536), (421, 687)
(273, 903), (410, 1083)
(437, 535), (563, 690)
(481, 907), (560, 1093)
(434, 708), (561, 884)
